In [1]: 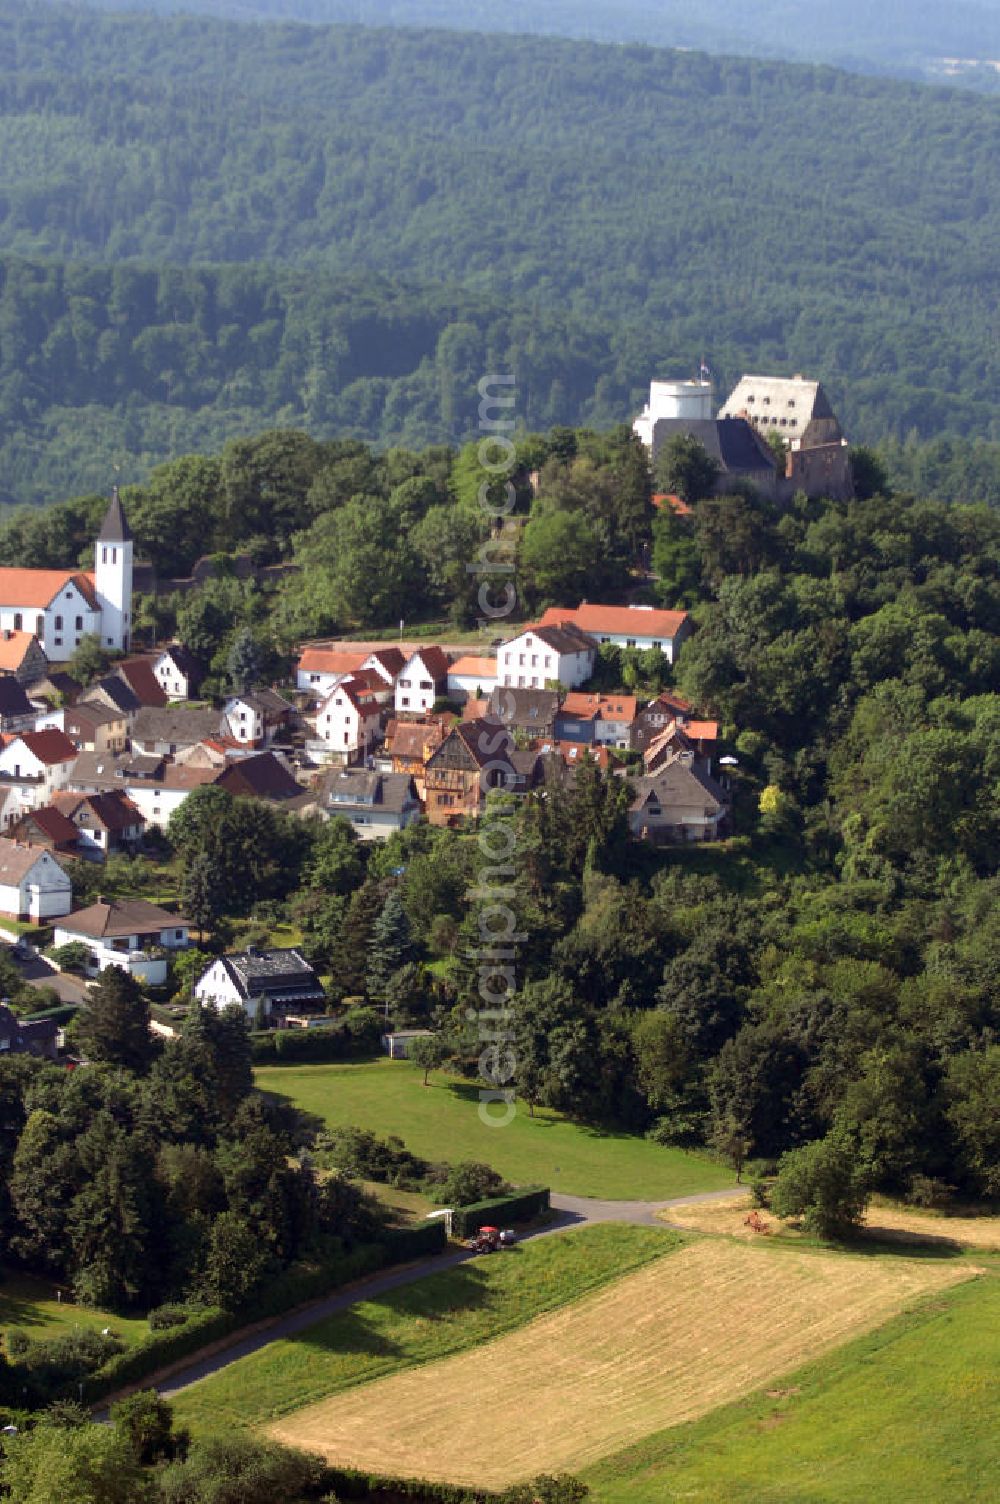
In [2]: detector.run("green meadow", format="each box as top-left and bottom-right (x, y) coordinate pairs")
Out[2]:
(254, 1059), (732, 1201)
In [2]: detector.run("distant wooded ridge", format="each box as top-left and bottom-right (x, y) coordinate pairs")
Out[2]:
(0, 3), (997, 501)
(37, 0), (1000, 92)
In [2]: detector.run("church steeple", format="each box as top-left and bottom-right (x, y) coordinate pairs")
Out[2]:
(95, 485), (134, 652)
(98, 485), (132, 544)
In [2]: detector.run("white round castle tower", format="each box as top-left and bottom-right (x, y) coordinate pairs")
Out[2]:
(94, 486), (134, 653)
(633, 378), (714, 449)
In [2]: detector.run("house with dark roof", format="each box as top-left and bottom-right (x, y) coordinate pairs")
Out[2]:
(51, 790), (145, 856)
(0, 1004), (58, 1059)
(496, 623), (596, 691)
(24, 671), (80, 710)
(301, 768), (421, 840)
(424, 718), (516, 826)
(0, 841), (72, 920)
(52, 897), (190, 984)
(0, 676), (36, 733)
(214, 751), (302, 803)
(194, 947), (326, 1023)
(395, 647), (451, 716)
(223, 688), (295, 748)
(67, 749), (220, 830)
(628, 758), (729, 843)
(649, 414), (779, 498)
(80, 674), (142, 721)
(152, 643), (205, 702)
(487, 686), (560, 738)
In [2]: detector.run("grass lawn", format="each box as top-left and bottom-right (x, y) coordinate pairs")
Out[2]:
(0, 1269), (150, 1347)
(254, 1058), (733, 1200)
(585, 1267), (999, 1504)
(171, 1223), (680, 1434)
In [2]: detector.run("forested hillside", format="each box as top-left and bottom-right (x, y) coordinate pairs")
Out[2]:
(0, 3), (998, 500)
(46, 0), (1000, 91)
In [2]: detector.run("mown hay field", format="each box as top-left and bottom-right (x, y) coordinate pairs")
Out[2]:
(269, 1240), (976, 1488)
(664, 1194), (1000, 1250)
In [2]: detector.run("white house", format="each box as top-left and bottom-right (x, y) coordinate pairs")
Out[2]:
(537, 603), (691, 663)
(152, 644), (204, 702)
(52, 897), (190, 984)
(446, 655), (498, 703)
(395, 647), (450, 716)
(223, 689), (294, 748)
(194, 946), (326, 1023)
(295, 646), (369, 698)
(0, 730), (80, 821)
(496, 623), (596, 691)
(312, 677), (382, 764)
(0, 842), (72, 922)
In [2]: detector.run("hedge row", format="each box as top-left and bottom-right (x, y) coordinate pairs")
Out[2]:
(318, 1466), (494, 1502)
(83, 1225), (446, 1403)
(251, 1026), (358, 1063)
(20, 1002), (82, 1026)
(451, 1188), (550, 1238)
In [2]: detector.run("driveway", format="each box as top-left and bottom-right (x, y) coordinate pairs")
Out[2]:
(0, 935), (89, 1004)
(110, 1186), (738, 1410)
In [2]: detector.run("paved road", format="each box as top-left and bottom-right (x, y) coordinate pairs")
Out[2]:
(0, 934), (89, 1004)
(119, 1186), (738, 1409)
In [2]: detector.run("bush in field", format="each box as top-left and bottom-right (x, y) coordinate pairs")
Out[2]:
(431, 1160), (512, 1207)
(313, 1126), (429, 1188)
(770, 1130), (872, 1239)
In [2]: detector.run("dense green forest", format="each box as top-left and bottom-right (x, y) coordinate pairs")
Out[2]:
(0, 4), (998, 500)
(47, 0), (1000, 91)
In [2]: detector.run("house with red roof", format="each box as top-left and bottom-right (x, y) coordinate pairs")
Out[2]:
(447, 655), (498, 702)
(313, 676), (383, 765)
(0, 730), (80, 820)
(537, 602), (691, 662)
(557, 692), (640, 749)
(0, 628), (48, 685)
(295, 646), (369, 697)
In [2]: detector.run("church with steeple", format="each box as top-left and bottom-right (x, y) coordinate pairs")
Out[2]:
(0, 488), (134, 663)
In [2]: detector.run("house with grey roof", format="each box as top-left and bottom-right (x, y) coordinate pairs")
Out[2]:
(300, 768), (421, 840)
(0, 1004), (58, 1060)
(628, 757), (729, 844)
(131, 704), (226, 757)
(194, 947), (326, 1023)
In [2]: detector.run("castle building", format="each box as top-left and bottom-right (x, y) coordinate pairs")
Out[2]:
(634, 371), (854, 502)
(0, 489), (133, 663)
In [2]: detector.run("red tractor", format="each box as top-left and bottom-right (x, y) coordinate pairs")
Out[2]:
(467, 1225), (516, 1253)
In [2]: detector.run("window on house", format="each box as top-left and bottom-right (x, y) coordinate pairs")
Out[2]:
(106, 638), (113, 646)
(102, 547), (107, 563)
(36, 616), (44, 635)
(54, 637), (62, 647)
(75, 616), (83, 630)
(55, 616), (63, 630)
(13, 613), (21, 630)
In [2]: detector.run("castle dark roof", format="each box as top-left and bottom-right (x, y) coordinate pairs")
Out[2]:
(651, 417), (778, 475)
(98, 487), (131, 544)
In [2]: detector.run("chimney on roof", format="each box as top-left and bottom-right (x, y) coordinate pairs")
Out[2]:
(2, 630), (10, 641)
